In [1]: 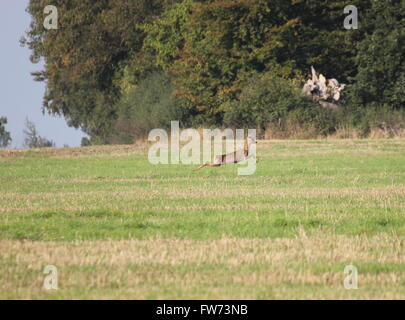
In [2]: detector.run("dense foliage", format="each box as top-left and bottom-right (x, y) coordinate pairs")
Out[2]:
(350, 0), (404, 108)
(24, 0), (404, 143)
(111, 72), (186, 143)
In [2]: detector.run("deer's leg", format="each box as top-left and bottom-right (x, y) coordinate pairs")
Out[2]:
(194, 163), (207, 171)
(205, 162), (222, 167)
(195, 155), (223, 171)
(194, 161), (221, 171)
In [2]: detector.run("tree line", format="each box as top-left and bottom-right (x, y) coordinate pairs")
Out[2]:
(0, 117), (55, 149)
(22, 0), (404, 144)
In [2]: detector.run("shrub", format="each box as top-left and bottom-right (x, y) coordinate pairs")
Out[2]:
(111, 72), (187, 143)
(81, 137), (92, 147)
(224, 72), (337, 137)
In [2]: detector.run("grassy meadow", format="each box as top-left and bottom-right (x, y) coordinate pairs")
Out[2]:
(1, 140), (405, 299)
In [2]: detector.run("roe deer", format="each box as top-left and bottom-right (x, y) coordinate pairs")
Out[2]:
(194, 136), (257, 171)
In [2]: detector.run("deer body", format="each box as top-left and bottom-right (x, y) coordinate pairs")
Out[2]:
(194, 137), (256, 171)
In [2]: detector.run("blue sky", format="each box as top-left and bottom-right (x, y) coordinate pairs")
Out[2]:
(0, 1), (85, 148)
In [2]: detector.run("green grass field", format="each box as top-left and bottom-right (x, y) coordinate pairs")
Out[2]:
(1, 140), (405, 299)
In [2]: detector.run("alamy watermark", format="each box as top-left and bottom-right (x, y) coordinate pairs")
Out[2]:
(42, 4), (358, 31)
(344, 5), (358, 30)
(43, 265), (58, 290)
(43, 5), (58, 30)
(343, 265), (358, 289)
(148, 122), (257, 176)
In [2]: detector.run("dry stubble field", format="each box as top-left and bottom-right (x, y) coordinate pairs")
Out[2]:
(0, 140), (405, 299)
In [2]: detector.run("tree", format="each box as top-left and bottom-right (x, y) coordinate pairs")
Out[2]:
(0, 117), (12, 148)
(23, 118), (55, 148)
(350, 0), (405, 108)
(143, 0), (370, 124)
(23, 0), (169, 143)
(23, 0), (402, 139)
(81, 137), (91, 147)
(112, 72), (185, 143)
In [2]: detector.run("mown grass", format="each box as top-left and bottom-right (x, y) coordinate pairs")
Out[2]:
(0, 140), (404, 299)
